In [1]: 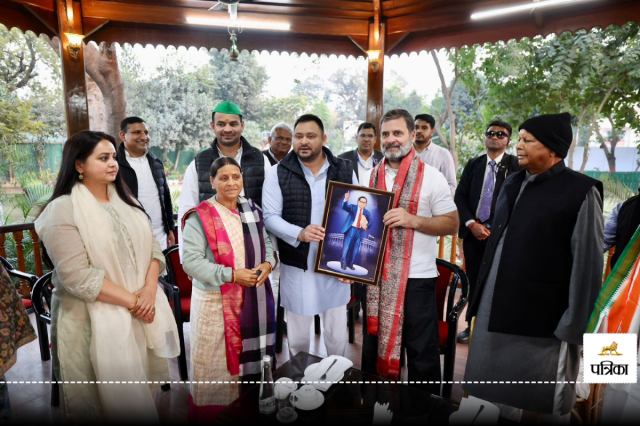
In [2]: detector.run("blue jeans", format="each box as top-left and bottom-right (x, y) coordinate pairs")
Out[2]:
(340, 227), (362, 267)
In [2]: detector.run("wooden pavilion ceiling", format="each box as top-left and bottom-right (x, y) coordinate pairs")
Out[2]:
(2, 0), (640, 56)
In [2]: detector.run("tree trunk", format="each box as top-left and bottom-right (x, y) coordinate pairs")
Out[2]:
(174, 148), (181, 173)
(83, 42), (127, 140)
(431, 50), (459, 170)
(596, 123), (616, 173)
(579, 81), (621, 174)
(86, 75), (107, 132)
(567, 108), (587, 170)
(45, 37), (120, 137)
(607, 116), (618, 172)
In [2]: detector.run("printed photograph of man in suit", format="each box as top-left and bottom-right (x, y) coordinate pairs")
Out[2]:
(340, 192), (372, 270)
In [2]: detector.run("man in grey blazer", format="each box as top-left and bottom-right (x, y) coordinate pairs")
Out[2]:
(339, 122), (384, 183)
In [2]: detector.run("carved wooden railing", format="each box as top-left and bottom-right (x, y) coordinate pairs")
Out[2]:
(0, 222), (44, 296)
(438, 234), (459, 265)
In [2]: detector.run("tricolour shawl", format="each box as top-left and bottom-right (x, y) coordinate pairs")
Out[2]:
(587, 224), (640, 335)
(182, 196), (275, 379)
(366, 149), (424, 378)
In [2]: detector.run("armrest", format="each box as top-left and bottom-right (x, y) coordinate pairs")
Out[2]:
(447, 296), (468, 323)
(158, 277), (179, 296)
(7, 269), (38, 289)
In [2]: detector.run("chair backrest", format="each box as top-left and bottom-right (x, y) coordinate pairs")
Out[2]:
(163, 245), (192, 298)
(435, 258), (469, 322)
(0, 255), (38, 289)
(31, 271), (53, 325)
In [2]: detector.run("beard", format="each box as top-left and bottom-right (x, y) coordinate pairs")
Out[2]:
(382, 141), (413, 162)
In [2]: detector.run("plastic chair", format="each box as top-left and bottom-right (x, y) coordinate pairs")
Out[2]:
(435, 258), (469, 400)
(159, 245), (190, 381)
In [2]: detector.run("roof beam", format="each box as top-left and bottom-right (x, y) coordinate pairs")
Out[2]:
(8, 0), (55, 11)
(23, 4), (58, 34)
(80, 0), (369, 36)
(86, 23), (365, 57)
(0, 2), (55, 36)
(392, 0), (640, 54)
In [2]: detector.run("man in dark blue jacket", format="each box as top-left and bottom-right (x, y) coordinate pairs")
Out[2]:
(340, 192), (371, 270)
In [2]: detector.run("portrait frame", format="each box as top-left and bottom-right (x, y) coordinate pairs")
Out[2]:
(314, 181), (396, 286)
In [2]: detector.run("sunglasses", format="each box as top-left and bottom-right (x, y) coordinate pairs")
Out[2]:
(486, 131), (510, 139)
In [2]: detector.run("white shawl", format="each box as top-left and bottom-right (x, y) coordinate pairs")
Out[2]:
(70, 183), (179, 421)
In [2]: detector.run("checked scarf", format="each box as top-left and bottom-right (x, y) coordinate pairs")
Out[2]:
(182, 196), (276, 379)
(587, 223), (640, 335)
(367, 149), (424, 378)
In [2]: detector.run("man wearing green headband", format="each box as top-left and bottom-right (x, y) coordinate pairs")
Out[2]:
(177, 101), (272, 259)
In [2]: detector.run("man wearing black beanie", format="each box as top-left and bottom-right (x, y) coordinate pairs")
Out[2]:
(463, 113), (605, 421)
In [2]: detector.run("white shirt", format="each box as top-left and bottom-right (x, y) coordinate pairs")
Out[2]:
(356, 151), (376, 183)
(466, 152), (505, 227)
(124, 150), (166, 244)
(177, 145), (272, 259)
(263, 159), (359, 315)
(351, 206), (365, 228)
(416, 142), (457, 195)
(361, 163), (457, 279)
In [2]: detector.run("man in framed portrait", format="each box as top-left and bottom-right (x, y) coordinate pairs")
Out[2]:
(340, 193), (371, 270)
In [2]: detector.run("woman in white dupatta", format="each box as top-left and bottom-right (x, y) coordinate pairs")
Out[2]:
(35, 131), (180, 423)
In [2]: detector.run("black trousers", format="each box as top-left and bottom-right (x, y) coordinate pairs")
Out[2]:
(361, 278), (441, 396)
(462, 236), (487, 324)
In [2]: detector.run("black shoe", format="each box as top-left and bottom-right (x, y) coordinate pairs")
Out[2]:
(457, 328), (470, 344)
(341, 264), (347, 270)
(348, 265), (356, 270)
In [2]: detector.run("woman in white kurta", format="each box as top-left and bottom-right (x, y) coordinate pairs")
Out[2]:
(35, 131), (180, 423)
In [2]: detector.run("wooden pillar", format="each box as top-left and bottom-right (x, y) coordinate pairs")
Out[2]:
(57, 0), (89, 137)
(366, 22), (385, 151)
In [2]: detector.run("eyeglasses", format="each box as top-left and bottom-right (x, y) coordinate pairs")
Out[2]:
(486, 131), (510, 139)
(359, 133), (375, 139)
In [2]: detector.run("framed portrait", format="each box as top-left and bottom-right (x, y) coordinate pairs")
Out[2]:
(314, 181), (396, 286)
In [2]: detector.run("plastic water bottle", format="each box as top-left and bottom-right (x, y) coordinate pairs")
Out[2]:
(259, 355), (276, 414)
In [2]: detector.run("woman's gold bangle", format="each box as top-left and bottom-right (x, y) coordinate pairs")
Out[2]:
(128, 294), (140, 313)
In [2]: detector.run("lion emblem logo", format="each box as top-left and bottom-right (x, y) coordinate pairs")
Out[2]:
(598, 341), (622, 356)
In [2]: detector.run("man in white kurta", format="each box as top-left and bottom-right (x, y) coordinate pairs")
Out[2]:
(263, 114), (358, 358)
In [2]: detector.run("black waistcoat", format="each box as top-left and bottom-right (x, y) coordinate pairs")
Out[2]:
(195, 137), (265, 207)
(470, 162), (603, 338)
(611, 194), (640, 268)
(277, 147), (353, 270)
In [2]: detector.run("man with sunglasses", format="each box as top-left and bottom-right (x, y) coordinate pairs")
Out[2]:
(339, 122), (384, 183)
(454, 120), (520, 344)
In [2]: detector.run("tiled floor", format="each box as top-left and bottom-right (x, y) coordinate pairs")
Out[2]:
(4, 295), (470, 424)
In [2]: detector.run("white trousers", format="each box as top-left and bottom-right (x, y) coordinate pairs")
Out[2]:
(154, 229), (168, 251)
(286, 305), (347, 359)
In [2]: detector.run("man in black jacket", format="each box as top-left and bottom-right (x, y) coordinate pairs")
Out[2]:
(454, 120), (520, 343)
(177, 101), (271, 259)
(263, 122), (293, 165)
(118, 116), (175, 250)
(263, 114), (357, 358)
(338, 122), (383, 182)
